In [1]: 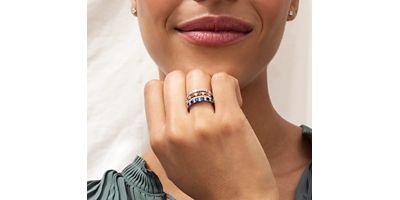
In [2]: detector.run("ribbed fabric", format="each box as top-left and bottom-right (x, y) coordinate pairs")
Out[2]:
(295, 125), (312, 200)
(88, 125), (312, 200)
(87, 156), (175, 200)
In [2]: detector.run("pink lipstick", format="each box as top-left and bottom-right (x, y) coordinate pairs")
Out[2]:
(175, 16), (253, 46)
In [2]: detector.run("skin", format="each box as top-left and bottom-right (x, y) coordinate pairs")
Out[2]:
(131, 0), (311, 199)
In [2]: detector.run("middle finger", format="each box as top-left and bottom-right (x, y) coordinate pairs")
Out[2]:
(186, 69), (214, 118)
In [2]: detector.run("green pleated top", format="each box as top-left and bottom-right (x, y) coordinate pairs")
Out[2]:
(87, 125), (312, 200)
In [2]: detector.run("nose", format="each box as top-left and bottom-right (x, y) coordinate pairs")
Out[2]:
(193, 0), (238, 11)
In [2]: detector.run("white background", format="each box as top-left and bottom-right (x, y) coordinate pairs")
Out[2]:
(87, 0), (311, 179)
(0, 0), (400, 199)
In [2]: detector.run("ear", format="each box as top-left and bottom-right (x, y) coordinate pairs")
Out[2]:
(287, 0), (299, 21)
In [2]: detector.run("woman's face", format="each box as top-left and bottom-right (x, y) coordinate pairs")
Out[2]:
(133, 0), (298, 87)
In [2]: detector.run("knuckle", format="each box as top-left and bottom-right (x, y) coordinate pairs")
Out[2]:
(168, 132), (185, 144)
(144, 79), (162, 93)
(220, 120), (235, 133)
(164, 126), (185, 144)
(144, 80), (162, 101)
(164, 125), (178, 135)
(212, 72), (230, 82)
(187, 69), (206, 80)
(165, 70), (184, 82)
(149, 134), (164, 150)
(219, 114), (243, 134)
(192, 120), (211, 137)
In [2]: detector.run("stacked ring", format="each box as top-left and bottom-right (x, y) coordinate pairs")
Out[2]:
(186, 89), (213, 101)
(186, 89), (214, 110)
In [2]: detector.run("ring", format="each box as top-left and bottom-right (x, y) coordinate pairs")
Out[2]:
(186, 89), (213, 101)
(186, 89), (214, 111)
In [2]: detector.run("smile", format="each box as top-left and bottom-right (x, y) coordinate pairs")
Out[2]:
(175, 15), (254, 47)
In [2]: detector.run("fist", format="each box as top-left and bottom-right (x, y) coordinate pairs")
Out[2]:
(144, 69), (278, 200)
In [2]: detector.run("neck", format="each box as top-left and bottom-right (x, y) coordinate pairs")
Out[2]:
(240, 69), (303, 174)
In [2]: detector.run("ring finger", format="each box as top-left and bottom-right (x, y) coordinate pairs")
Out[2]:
(186, 69), (214, 118)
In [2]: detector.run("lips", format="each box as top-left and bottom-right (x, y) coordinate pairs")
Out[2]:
(175, 16), (253, 46)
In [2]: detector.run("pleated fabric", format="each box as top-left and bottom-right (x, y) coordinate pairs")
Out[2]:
(87, 156), (176, 200)
(295, 125), (312, 200)
(88, 125), (311, 200)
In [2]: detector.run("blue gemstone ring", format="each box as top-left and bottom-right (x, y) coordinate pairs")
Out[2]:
(186, 95), (214, 111)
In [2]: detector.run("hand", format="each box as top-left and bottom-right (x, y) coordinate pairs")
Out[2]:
(144, 69), (278, 200)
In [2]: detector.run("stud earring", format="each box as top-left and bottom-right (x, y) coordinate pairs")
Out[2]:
(288, 10), (295, 17)
(131, 8), (137, 16)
